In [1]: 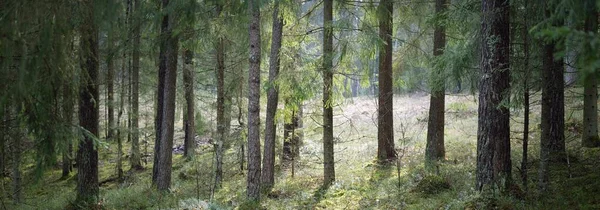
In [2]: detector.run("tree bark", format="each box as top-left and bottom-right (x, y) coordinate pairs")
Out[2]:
(107, 31), (115, 145)
(130, 0), (143, 170)
(377, 0), (396, 163)
(322, 0), (335, 186)
(539, 5), (566, 193)
(183, 49), (195, 158)
(425, 0), (447, 163)
(76, 0), (99, 205)
(476, 0), (511, 192)
(261, 1), (283, 190)
(247, 0), (262, 201)
(152, 0), (179, 191)
(582, 0), (599, 148)
(214, 2), (226, 189)
(521, 0), (530, 192)
(9, 108), (21, 204)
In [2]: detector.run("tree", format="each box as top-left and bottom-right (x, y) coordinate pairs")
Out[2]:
(76, 0), (100, 205)
(247, 0), (262, 201)
(425, 0), (447, 163)
(377, 0), (396, 163)
(582, 0), (599, 148)
(520, 0), (531, 192)
(262, 1), (284, 190)
(214, 1), (226, 189)
(539, 2), (565, 193)
(183, 49), (195, 158)
(152, 0), (179, 191)
(61, 85), (74, 179)
(130, 0), (143, 170)
(476, 0), (511, 191)
(322, 0), (335, 186)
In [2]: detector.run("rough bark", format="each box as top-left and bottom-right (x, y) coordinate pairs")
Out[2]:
(152, 0), (179, 191)
(130, 0), (143, 170)
(214, 3), (225, 189)
(582, 0), (599, 148)
(75, 0), (99, 205)
(476, 0), (511, 192)
(247, 0), (262, 201)
(425, 0), (447, 163)
(261, 2), (283, 190)
(377, 0), (396, 163)
(322, 0), (335, 186)
(183, 49), (195, 158)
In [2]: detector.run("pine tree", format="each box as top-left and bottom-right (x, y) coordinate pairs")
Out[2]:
(247, 0), (262, 201)
(377, 0), (396, 163)
(322, 0), (335, 186)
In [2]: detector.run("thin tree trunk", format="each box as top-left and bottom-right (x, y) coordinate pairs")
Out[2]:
(582, 0), (599, 148)
(152, 0), (179, 191)
(107, 32), (115, 145)
(62, 84), (74, 179)
(322, 0), (335, 186)
(214, 3), (226, 190)
(425, 0), (447, 164)
(76, 0), (99, 205)
(521, 0), (530, 192)
(130, 0), (143, 170)
(247, 0), (262, 201)
(183, 49), (195, 158)
(261, 1), (283, 190)
(377, 0), (396, 163)
(9, 108), (21, 204)
(476, 0), (511, 192)
(0, 108), (5, 178)
(117, 57), (127, 180)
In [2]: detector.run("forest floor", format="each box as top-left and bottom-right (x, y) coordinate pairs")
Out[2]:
(2, 91), (600, 209)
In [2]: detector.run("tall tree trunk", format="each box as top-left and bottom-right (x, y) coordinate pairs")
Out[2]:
(247, 0), (262, 201)
(476, 0), (511, 191)
(322, 0), (335, 186)
(425, 0), (447, 164)
(117, 57), (127, 180)
(261, 1), (283, 190)
(214, 3), (226, 190)
(130, 0), (143, 170)
(0, 108), (5, 178)
(76, 0), (99, 205)
(152, 0), (179, 191)
(183, 49), (195, 158)
(539, 5), (565, 193)
(582, 0), (599, 148)
(377, 0), (396, 163)
(521, 0), (530, 192)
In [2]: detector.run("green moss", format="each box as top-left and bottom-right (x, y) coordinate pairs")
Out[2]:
(411, 175), (451, 195)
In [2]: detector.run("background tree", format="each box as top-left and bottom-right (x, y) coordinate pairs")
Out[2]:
(130, 0), (143, 169)
(262, 1), (284, 190)
(322, 0), (335, 186)
(425, 0), (447, 164)
(377, 0), (396, 163)
(582, 0), (599, 148)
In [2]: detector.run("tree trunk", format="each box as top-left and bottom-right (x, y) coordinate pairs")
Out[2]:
(130, 0), (143, 170)
(261, 1), (283, 190)
(582, 0), (599, 148)
(117, 57), (127, 180)
(247, 0), (262, 201)
(152, 0), (179, 191)
(425, 0), (447, 164)
(107, 31), (115, 145)
(76, 0), (99, 205)
(0, 108), (5, 178)
(62, 84), (74, 178)
(183, 49), (195, 158)
(376, 0), (396, 163)
(476, 0), (511, 192)
(521, 0), (530, 192)
(322, 0), (335, 186)
(9, 109), (21, 204)
(214, 3), (226, 190)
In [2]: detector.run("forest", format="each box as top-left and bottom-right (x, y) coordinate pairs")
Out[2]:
(0, 0), (599, 209)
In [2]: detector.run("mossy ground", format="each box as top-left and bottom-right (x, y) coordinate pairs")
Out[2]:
(1, 92), (599, 209)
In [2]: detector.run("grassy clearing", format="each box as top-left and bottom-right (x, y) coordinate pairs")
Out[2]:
(1, 93), (599, 209)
